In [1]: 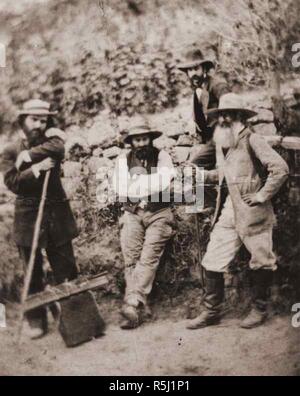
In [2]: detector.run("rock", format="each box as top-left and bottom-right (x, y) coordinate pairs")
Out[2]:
(252, 123), (277, 136)
(63, 161), (82, 178)
(87, 156), (114, 175)
(65, 135), (89, 159)
(87, 122), (117, 148)
(252, 108), (274, 123)
(92, 147), (103, 157)
(61, 176), (82, 199)
(176, 134), (195, 146)
(166, 124), (185, 139)
(154, 136), (176, 150)
(102, 146), (122, 159)
(172, 146), (191, 164)
(65, 125), (82, 135)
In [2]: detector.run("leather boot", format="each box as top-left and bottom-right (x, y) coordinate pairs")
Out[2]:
(240, 269), (273, 329)
(186, 270), (224, 329)
(120, 304), (140, 329)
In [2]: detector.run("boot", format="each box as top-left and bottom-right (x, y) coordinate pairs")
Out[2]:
(186, 270), (224, 329)
(22, 319), (47, 340)
(240, 269), (273, 329)
(120, 304), (140, 329)
(24, 307), (48, 339)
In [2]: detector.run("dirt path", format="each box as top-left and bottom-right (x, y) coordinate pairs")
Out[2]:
(0, 315), (299, 376)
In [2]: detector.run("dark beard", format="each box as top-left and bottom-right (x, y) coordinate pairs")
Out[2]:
(133, 145), (156, 161)
(23, 128), (45, 147)
(190, 75), (205, 89)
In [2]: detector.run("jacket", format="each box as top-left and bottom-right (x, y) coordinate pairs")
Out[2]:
(2, 131), (78, 247)
(205, 128), (289, 236)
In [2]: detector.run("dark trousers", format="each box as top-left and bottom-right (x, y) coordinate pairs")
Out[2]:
(18, 241), (78, 328)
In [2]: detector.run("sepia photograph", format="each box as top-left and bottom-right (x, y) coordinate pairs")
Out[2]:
(0, 0), (300, 379)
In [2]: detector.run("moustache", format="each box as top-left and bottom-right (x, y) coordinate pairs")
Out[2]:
(133, 146), (154, 160)
(30, 129), (43, 135)
(190, 75), (202, 87)
(219, 119), (233, 128)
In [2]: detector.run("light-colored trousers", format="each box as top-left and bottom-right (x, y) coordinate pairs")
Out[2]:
(202, 198), (277, 273)
(119, 207), (176, 307)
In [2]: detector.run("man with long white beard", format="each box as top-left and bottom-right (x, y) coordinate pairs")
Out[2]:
(186, 93), (289, 330)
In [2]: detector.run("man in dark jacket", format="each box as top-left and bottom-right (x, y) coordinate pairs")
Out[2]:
(178, 56), (230, 169)
(2, 99), (79, 339)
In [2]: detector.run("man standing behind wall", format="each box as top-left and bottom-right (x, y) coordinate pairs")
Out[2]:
(177, 53), (230, 171)
(113, 125), (176, 329)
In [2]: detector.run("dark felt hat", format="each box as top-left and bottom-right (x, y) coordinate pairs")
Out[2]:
(177, 59), (215, 73)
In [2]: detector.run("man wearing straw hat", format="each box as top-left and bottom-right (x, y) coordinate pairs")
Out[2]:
(186, 93), (289, 330)
(2, 99), (79, 339)
(113, 125), (176, 329)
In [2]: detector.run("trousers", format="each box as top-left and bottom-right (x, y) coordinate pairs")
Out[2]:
(119, 207), (176, 306)
(19, 240), (78, 327)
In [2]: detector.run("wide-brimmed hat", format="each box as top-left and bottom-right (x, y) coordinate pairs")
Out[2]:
(207, 93), (257, 119)
(177, 59), (215, 73)
(123, 125), (162, 144)
(17, 99), (58, 117)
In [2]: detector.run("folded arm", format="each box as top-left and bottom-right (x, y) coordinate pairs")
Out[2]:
(27, 128), (66, 163)
(2, 146), (42, 195)
(113, 151), (176, 200)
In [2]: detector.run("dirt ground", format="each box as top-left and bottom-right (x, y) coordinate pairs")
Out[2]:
(1, 311), (299, 376)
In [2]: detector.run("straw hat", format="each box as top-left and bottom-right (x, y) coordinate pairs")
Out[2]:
(207, 93), (257, 119)
(18, 99), (58, 117)
(123, 125), (162, 144)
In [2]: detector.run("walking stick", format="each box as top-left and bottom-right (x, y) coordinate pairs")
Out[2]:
(17, 170), (51, 344)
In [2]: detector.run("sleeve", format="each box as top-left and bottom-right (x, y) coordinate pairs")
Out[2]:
(157, 150), (176, 178)
(249, 134), (289, 203)
(113, 151), (176, 200)
(28, 129), (66, 162)
(134, 150), (176, 197)
(2, 146), (41, 195)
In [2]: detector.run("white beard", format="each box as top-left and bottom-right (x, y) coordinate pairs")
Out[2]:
(213, 125), (234, 149)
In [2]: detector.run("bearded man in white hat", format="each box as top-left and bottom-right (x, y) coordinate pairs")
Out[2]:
(113, 125), (176, 329)
(2, 99), (79, 339)
(186, 93), (289, 330)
